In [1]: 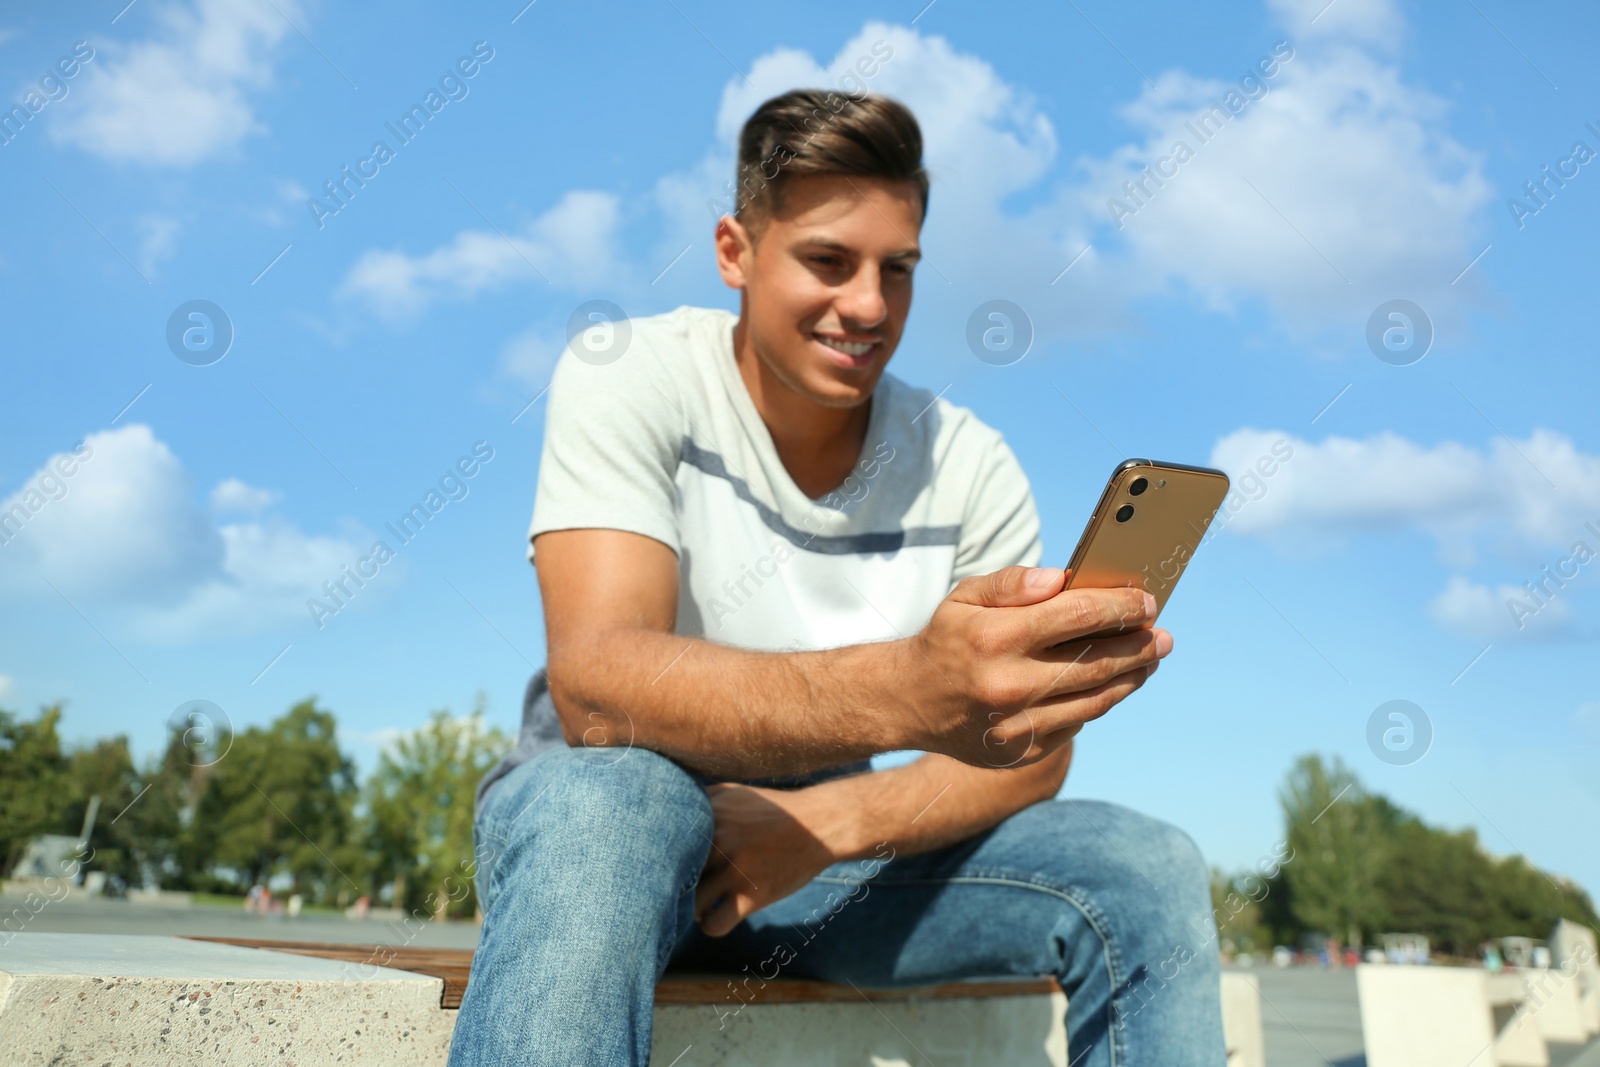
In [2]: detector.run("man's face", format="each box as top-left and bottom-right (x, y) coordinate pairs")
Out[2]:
(717, 174), (923, 409)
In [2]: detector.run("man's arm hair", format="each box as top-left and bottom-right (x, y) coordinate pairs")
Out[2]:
(536, 527), (1166, 780)
(538, 528), (922, 779)
(821, 746), (1075, 863)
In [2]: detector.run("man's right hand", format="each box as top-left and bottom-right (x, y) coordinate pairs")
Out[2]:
(903, 566), (1171, 768)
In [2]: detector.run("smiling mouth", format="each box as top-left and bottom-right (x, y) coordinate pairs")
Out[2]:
(813, 333), (880, 359)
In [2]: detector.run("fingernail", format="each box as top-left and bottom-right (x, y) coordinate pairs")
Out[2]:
(1156, 630), (1173, 656)
(1142, 592), (1158, 616)
(1026, 568), (1058, 590)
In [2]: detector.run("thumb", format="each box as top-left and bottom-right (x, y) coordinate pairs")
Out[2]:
(949, 565), (1065, 608)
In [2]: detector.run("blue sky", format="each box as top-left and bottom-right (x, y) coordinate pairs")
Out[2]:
(2, 0), (1597, 897)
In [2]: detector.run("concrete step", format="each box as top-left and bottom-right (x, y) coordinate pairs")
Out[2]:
(0, 932), (453, 1064)
(0, 932), (1264, 1066)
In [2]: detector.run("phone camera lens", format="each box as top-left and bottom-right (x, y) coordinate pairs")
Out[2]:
(1115, 504), (1135, 523)
(1129, 477), (1148, 496)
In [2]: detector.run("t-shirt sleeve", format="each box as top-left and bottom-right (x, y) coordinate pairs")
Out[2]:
(949, 429), (1042, 589)
(527, 335), (684, 562)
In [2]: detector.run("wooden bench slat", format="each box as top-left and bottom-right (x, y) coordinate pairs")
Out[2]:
(184, 937), (473, 1006)
(182, 937), (1061, 1011)
(651, 974), (1063, 1005)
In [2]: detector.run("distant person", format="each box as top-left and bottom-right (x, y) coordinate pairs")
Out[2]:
(451, 88), (1223, 1066)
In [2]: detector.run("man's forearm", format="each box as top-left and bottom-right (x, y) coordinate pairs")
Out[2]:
(811, 744), (1075, 862)
(548, 626), (937, 779)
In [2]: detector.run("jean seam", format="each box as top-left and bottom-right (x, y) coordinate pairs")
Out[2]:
(812, 871), (1128, 1067)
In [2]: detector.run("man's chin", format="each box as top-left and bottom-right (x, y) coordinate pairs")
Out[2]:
(755, 337), (887, 408)
(799, 364), (883, 408)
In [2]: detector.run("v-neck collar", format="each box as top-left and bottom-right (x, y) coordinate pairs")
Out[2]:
(715, 312), (889, 509)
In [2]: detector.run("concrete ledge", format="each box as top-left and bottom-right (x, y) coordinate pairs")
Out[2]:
(1511, 965), (1591, 1046)
(1, 933), (1263, 1066)
(654, 988), (1067, 1066)
(0, 933), (453, 1065)
(1222, 971), (1266, 1067)
(1550, 921), (1600, 1035)
(1357, 964), (1496, 1067)
(1487, 971), (1549, 1067)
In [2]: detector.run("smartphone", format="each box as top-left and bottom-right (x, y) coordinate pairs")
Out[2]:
(1062, 458), (1230, 637)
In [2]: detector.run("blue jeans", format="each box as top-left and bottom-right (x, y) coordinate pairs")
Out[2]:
(448, 746), (1225, 1066)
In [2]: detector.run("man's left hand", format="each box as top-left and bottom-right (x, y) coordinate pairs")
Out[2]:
(695, 782), (850, 937)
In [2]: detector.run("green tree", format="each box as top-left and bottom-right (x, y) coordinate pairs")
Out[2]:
(1370, 817), (1497, 954)
(60, 736), (142, 886)
(366, 704), (510, 920)
(1278, 754), (1398, 949)
(1268, 754), (1600, 957)
(1486, 858), (1600, 939)
(192, 700), (362, 903)
(1209, 867), (1273, 955)
(121, 721), (228, 891)
(0, 705), (70, 875)
(1372, 817), (1600, 956)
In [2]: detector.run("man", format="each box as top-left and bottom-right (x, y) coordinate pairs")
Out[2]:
(449, 88), (1225, 1066)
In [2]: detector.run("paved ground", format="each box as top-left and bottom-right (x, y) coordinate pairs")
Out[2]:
(0, 891), (483, 950)
(1235, 963), (1600, 1067)
(1554, 1041), (1600, 1067)
(1236, 966), (1367, 1067)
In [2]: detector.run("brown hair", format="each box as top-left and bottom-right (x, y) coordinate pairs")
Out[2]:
(731, 89), (929, 238)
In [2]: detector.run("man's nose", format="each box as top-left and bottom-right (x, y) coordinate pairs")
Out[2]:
(836, 264), (888, 332)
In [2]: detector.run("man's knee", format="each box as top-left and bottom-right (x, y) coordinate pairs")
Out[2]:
(1129, 810), (1208, 898)
(482, 746), (714, 898)
(1101, 805), (1217, 965)
(1045, 800), (1212, 918)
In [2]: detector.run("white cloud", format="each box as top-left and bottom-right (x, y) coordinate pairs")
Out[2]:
(711, 27), (1056, 207)
(499, 326), (563, 392)
(247, 178), (312, 227)
(341, 10), (1490, 345)
(648, 17), (1490, 342)
(210, 477), (280, 515)
(2, 424), (222, 602)
(137, 214), (180, 275)
(1071, 44), (1490, 334)
(1266, 0), (1404, 47)
(1426, 574), (1573, 642)
(1210, 426), (1600, 639)
(652, 23), (1094, 330)
(0, 674), (13, 703)
(0, 425), (364, 641)
(1209, 427), (1600, 553)
(135, 516), (361, 642)
(51, 0), (292, 166)
(338, 190), (623, 319)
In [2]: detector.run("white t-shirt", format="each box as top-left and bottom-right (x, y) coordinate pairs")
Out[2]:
(475, 304), (1044, 813)
(528, 304), (1042, 652)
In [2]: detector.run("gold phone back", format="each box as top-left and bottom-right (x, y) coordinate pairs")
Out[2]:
(1064, 461), (1230, 616)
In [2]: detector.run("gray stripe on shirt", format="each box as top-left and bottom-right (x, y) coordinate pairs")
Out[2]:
(678, 437), (961, 556)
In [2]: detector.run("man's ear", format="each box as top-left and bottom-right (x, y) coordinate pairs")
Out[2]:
(714, 214), (755, 290)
